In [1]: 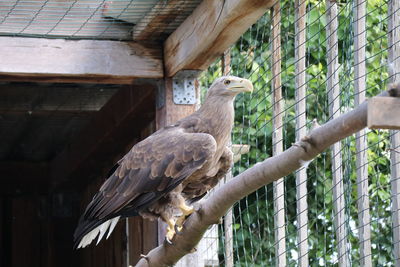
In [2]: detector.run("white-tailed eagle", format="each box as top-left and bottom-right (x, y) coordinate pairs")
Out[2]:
(74, 76), (253, 248)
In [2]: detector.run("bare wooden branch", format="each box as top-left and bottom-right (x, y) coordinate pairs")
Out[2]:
(0, 37), (163, 84)
(163, 0), (274, 77)
(134, 86), (400, 267)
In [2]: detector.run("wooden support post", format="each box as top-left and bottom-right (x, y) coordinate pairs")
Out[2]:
(388, 1), (400, 266)
(354, 1), (372, 266)
(325, 1), (349, 266)
(271, 3), (286, 266)
(294, 1), (309, 266)
(221, 49), (234, 267)
(157, 73), (199, 266)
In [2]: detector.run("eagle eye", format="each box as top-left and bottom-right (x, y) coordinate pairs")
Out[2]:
(224, 80), (231, 85)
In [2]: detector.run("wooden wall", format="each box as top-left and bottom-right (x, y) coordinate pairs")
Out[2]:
(0, 120), (159, 267)
(0, 193), (80, 267)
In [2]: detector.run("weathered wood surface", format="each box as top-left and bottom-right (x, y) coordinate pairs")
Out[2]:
(294, 0), (309, 266)
(325, 1), (349, 266)
(0, 0), (132, 40)
(155, 78), (197, 129)
(0, 37), (163, 84)
(0, 82), (117, 114)
(388, 1), (400, 265)
(51, 80), (156, 187)
(132, 0), (201, 42)
(164, 0), (274, 77)
(271, 2), (286, 266)
(223, 50), (233, 267)
(368, 97), (400, 130)
(354, 0), (372, 265)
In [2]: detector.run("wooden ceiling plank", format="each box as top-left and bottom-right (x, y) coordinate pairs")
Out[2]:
(132, 0), (195, 42)
(0, 37), (163, 84)
(164, 0), (274, 77)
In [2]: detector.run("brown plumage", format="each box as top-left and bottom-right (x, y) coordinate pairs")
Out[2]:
(74, 76), (253, 248)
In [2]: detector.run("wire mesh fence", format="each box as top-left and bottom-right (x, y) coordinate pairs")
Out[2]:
(196, 0), (399, 266)
(0, 0), (200, 40)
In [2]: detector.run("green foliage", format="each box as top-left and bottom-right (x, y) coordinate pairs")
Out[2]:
(200, 0), (393, 265)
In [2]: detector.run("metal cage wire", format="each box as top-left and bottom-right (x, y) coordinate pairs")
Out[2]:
(196, 0), (399, 266)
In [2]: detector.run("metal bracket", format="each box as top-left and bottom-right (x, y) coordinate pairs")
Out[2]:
(172, 70), (201, 105)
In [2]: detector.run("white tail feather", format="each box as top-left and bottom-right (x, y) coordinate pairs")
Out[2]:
(77, 216), (121, 249)
(96, 220), (111, 245)
(106, 217), (120, 240)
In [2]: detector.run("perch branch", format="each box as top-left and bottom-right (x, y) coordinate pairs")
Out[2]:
(135, 85), (400, 267)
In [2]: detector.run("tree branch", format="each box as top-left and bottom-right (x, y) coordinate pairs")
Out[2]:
(135, 85), (400, 267)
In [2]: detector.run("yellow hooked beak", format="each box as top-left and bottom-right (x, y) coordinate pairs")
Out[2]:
(227, 78), (254, 93)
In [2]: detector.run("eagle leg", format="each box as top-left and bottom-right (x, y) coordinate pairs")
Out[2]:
(160, 211), (177, 244)
(175, 199), (194, 232)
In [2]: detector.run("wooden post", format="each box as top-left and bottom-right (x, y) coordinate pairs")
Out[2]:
(388, 1), (400, 266)
(221, 49), (234, 267)
(294, 1), (308, 266)
(271, 2), (286, 266)
(354, 1), (372, 266)
(160, 74), (204, 267)
(325, 1), (349, 266)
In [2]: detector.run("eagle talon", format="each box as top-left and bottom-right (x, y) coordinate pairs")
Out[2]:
(165, 237), (173, 245)
(178, 202), (194, 216)
(140, 254), (149, 261)
(175, 224), (183, 233)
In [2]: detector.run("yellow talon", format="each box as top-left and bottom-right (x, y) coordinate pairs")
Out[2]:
(165, 218), (176, 243)
(179, 202), (194, 215)
(166, 227), (175, 243)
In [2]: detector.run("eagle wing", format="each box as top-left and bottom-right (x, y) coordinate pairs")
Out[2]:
(74, 126), (217, 246)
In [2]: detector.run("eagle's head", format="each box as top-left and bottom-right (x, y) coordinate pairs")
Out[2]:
(207, 76), (253, 98)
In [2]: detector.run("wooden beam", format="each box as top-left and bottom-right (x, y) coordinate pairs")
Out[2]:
(0, 37), (163, 84)
(163, 0), (274, 77)
(0, 110), (97, 116)
(50, 80), (157, 187)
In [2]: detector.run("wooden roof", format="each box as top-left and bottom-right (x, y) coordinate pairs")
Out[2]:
(0, 0), (202, 41)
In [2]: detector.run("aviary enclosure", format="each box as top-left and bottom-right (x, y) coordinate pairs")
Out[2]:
(0, 0), (399, 266)
(198, 0), (400, 266)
